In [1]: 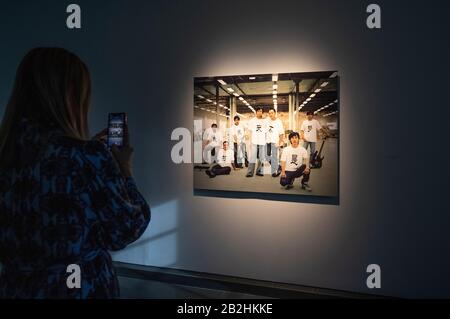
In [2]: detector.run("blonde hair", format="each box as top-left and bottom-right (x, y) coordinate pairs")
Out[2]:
(0, 47), (91, 169)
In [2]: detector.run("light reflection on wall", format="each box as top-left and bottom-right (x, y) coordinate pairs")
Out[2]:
(111, 199), (179, 268)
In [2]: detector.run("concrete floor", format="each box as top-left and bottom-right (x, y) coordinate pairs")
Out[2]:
(194, 138), (338, 197)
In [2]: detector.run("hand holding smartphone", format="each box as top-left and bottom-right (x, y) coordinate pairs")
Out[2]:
(107, 113), (133, 177)
(107, 113), (127, 149)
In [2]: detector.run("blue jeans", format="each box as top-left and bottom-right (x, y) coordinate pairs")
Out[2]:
(303, 141), (316, 160)
(267, 143), (279, 174)
(203, 144), (219, 164)
(247, 144), (265, 175)
(234, 142), (246, 166)
(280, 165), (310, 186)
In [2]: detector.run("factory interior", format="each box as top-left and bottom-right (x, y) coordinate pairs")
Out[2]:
(193, 71), (339, 198)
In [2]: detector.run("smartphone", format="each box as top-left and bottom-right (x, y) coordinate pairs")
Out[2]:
(107, 112), (127, 149)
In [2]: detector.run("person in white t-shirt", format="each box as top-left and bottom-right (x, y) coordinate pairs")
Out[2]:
(205, 141), (239, 178)
(280, 131), (312, 191)
(229, 115), (248, 168)
(246, 107), (267, 177)
(203, 123), (223, 164)
(300, 111), (326, 163)
(265, 108), (285, 177)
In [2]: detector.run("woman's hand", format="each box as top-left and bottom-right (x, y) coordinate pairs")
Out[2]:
(111, 125), (134, 178)
(92, 128), (108, 143)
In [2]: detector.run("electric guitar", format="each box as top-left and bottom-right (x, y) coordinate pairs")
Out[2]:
(310, 137), (327, 169)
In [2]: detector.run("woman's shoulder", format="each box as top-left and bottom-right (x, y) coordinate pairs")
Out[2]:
(46, 136), (115, 176)
(49, 135), (110, 159)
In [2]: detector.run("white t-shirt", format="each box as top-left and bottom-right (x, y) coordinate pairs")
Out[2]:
(217, 149), (234, 168)
(248, 117), (267, 145)
(266, 118), (284, 144)
(229, 123), (245, 144)
(203, 128), (223, 147)
(301, 119), (322, 143)
(280, 145), (308, 171)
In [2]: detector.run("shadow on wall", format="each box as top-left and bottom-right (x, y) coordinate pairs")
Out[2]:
(111, 199), (180, 268)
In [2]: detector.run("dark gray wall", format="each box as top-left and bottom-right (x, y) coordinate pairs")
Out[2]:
(1, 0), (449, 298)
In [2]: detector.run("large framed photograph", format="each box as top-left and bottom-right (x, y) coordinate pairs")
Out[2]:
(193, 71), (339, 203)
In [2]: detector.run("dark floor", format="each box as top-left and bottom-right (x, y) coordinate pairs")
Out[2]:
(118, 276), (272, 299)
(115, 262), (380, 299)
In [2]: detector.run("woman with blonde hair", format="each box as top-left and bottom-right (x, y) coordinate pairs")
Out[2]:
(0, 47), (151, 298)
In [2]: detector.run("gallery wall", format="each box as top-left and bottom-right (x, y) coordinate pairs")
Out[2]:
(0, 0), (450, 298)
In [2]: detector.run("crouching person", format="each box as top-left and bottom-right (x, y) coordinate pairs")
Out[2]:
(280, 132), (312, 191)
(205, 141), (239, 178)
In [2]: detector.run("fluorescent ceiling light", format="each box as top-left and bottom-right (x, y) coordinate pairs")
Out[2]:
(273, 90), (277, 95)
(310, 94), (316, 98)
(233, 93), (239, 97)
(273, 84), (278, 90)
(206, 99), (212, 103)
(218, 79), (227, 85)
(330, 72), (338, 78)
(227, 88), (234, 92)
(273, 95), (277, 99)
(334, 99), (338, 103)
(314, 89), (321, 93)
(249, 76), (256, 80)
(272, 74), (278, 82)
(306, 98), (311, 102)
(239, 97), (244, 101)
(321, 82), (329, 87)
(197, 95), (205, 99)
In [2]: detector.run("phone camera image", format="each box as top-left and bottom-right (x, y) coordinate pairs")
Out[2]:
(108, 113), (126, 148)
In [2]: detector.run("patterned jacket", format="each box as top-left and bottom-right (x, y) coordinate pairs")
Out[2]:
(0, 117), (151, 298)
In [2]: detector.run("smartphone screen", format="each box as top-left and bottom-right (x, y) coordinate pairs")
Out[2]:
(107, 113), (127, 149)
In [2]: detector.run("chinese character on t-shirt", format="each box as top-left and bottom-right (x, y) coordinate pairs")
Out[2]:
(291, 154), (298, 166)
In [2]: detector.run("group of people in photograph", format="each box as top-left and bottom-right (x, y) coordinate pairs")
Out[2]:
(201, 108), (327, 191)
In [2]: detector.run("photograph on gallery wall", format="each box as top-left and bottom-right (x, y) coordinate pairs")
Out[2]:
(193, 71), (339, 201)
